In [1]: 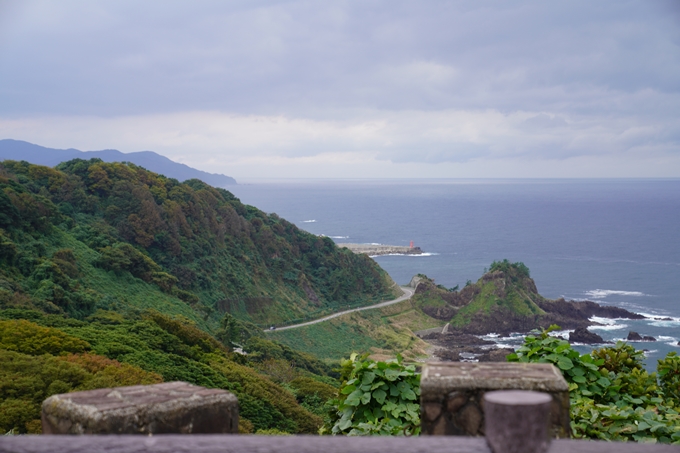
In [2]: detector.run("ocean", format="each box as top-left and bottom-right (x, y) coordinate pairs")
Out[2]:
(228, 179), (680, 368)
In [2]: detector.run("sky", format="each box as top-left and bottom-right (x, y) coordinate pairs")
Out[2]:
(0, 0), (679, 179)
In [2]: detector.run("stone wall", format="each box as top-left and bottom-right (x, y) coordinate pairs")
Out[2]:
(420, 362), (571, 438)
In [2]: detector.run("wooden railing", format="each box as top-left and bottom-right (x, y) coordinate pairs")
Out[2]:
(1, 434), (678, 453)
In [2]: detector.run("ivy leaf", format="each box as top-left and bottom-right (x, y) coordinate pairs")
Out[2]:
(400, 387), (417, 401)
(557, 357), (574, 370)
(361, 391), (371, 405)
(345, 389), (363, 406)
(341, 385), (357, 395)
(570, 367), (585, 376)
(384, 368), (401, 381)
(373, 389), (387, 405)
(597, 377), (611, 387)
(362, 372), (376, 386)
(338, 418), (353, 431)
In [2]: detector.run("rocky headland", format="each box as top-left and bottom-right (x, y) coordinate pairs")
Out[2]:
(411, 260), (645, 362)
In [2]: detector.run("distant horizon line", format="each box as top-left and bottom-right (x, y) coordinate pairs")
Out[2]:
(233, 177), (680, 183)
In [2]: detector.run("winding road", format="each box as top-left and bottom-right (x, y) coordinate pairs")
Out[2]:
(268, 286), (415, 331)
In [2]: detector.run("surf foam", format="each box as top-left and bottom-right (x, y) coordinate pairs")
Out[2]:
(585, 289), (648, 299)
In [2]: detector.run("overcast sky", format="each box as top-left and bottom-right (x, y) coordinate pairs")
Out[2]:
(1, 0), (679, 178)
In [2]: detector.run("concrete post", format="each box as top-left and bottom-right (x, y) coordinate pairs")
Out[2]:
(41, 381), (238, 434)
(420, 362), (570, 438)
(484, 390), (552, 453)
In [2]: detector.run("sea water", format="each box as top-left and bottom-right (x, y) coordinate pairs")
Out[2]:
(228, 179), (680, 368)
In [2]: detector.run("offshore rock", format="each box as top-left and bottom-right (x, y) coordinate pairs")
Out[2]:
(627, 331), (657, 342)
(569, 327), (608, 344)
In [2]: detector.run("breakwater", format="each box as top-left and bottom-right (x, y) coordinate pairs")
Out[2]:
(339, 243), (423, 256)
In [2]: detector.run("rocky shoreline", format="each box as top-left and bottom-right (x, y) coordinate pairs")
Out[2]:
(416, 298), (648, 363)
(410, 263), (658, 363)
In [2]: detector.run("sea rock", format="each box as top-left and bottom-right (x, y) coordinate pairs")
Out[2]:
(627, 331), (657, 342)
(569, 327), (608, 344)
(478, 348), (515, 362)
(538, 298), (645, 321)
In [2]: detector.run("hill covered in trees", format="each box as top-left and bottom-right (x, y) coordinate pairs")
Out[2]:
(0, 158), (398, 327)
(0, 158), (399, 434)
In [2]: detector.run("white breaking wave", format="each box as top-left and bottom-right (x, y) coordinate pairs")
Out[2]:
(649, 319), (680, 327)
(585, 289), (648, 299)
(301, 220), (316, 223)
(589, 316), (619, 325)
(588, 316), (627, 330)
(657, 336), (678, 346)
(328, 236), (349, 239)
(589, 323), (628, 331)
(548, 329), (573, 338)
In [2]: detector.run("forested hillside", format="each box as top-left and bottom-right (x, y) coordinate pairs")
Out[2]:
(0, 158), (398, 434)
(0, 159), (397, 327)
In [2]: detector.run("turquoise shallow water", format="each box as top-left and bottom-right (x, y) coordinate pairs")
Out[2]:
(228, 179), (680, 368)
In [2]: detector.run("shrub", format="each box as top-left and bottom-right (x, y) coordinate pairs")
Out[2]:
(508, 326), (680, 443)
(324, 353), (420, 436)
(0, 319), (90, 355)
(0, 349), (160, 434)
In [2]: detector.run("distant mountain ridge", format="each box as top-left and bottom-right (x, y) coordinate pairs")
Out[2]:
(0, 139), (236, 186)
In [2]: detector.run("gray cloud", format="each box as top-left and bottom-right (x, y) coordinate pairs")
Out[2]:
(0, 0), (678, 173)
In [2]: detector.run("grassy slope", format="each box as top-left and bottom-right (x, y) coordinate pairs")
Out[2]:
(267, 298), (439, 361)
(451, 278), (545, 328)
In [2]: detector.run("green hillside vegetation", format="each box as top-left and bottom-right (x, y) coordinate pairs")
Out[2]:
(450, 260), (544, 328)
(0, 158), (404, 434)
(407, 260), (552, 334)
(0, 159), (397, 327)
(268, 299), (438, 362)
(510, 327), (680, 443)
(0, 309), (337, 434)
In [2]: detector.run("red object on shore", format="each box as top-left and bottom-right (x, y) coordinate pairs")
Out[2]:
(410, 241), (414, 248)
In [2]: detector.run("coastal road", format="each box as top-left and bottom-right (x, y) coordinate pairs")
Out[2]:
(268, 286), (415, 331)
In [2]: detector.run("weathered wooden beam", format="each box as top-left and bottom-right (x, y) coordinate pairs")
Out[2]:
(1, 435), (678, 453)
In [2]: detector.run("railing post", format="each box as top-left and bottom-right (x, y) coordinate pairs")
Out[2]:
(41, 381), (238, 434)
(419, 362), (570, 438)
(484, 390), (552, 453)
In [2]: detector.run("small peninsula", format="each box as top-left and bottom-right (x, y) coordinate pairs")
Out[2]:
(339, 243), (424, 256)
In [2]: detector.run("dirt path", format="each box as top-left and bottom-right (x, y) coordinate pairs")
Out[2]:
(268, 286), (415, 331)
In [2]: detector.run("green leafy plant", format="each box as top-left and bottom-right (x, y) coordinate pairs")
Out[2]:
(508, 326), (680, 443)
(324, 353), (420, 436)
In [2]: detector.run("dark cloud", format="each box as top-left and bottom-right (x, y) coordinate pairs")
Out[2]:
(0, 0), (677, 115)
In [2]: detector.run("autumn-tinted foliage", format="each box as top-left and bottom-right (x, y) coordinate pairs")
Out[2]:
(0, 309), (333, 434)
(0, 318), (162, 434)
